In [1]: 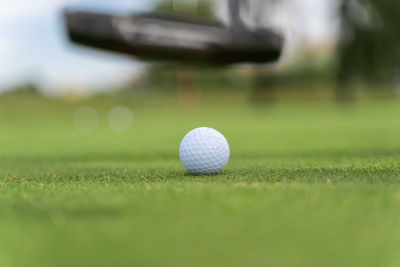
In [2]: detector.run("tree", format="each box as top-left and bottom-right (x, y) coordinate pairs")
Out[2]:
(3, 83), (42, 97)
(154, 0), (218, 22)
(336, 0), (400, 99)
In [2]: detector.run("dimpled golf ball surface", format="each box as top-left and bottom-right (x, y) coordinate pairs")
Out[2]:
(180, 127), (230, 175)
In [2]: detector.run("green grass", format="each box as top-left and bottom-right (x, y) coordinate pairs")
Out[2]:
(1, 96), (400, 267)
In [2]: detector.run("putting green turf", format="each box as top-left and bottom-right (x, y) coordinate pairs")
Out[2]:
(1, 97), (400, 267)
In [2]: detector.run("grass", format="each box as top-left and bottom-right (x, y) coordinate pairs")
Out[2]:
(1, 96), (400, 267)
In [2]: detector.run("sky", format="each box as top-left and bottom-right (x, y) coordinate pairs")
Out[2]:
(0, 0), (154, 93)
(0, 0), (337, 93)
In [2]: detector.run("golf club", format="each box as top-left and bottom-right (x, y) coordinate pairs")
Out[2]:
(64, 0), (284, 65)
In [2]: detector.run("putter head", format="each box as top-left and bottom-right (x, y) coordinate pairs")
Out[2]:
(64, 10), (284, 65)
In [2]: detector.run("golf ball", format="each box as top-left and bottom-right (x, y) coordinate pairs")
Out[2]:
(179, 127), (230, 175)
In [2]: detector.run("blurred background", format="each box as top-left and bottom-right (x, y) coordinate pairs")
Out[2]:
(2, 0), (399, 103)
(2, 2), (400, 266)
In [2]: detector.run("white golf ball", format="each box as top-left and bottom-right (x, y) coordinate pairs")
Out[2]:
(179, 127), (230, 175)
